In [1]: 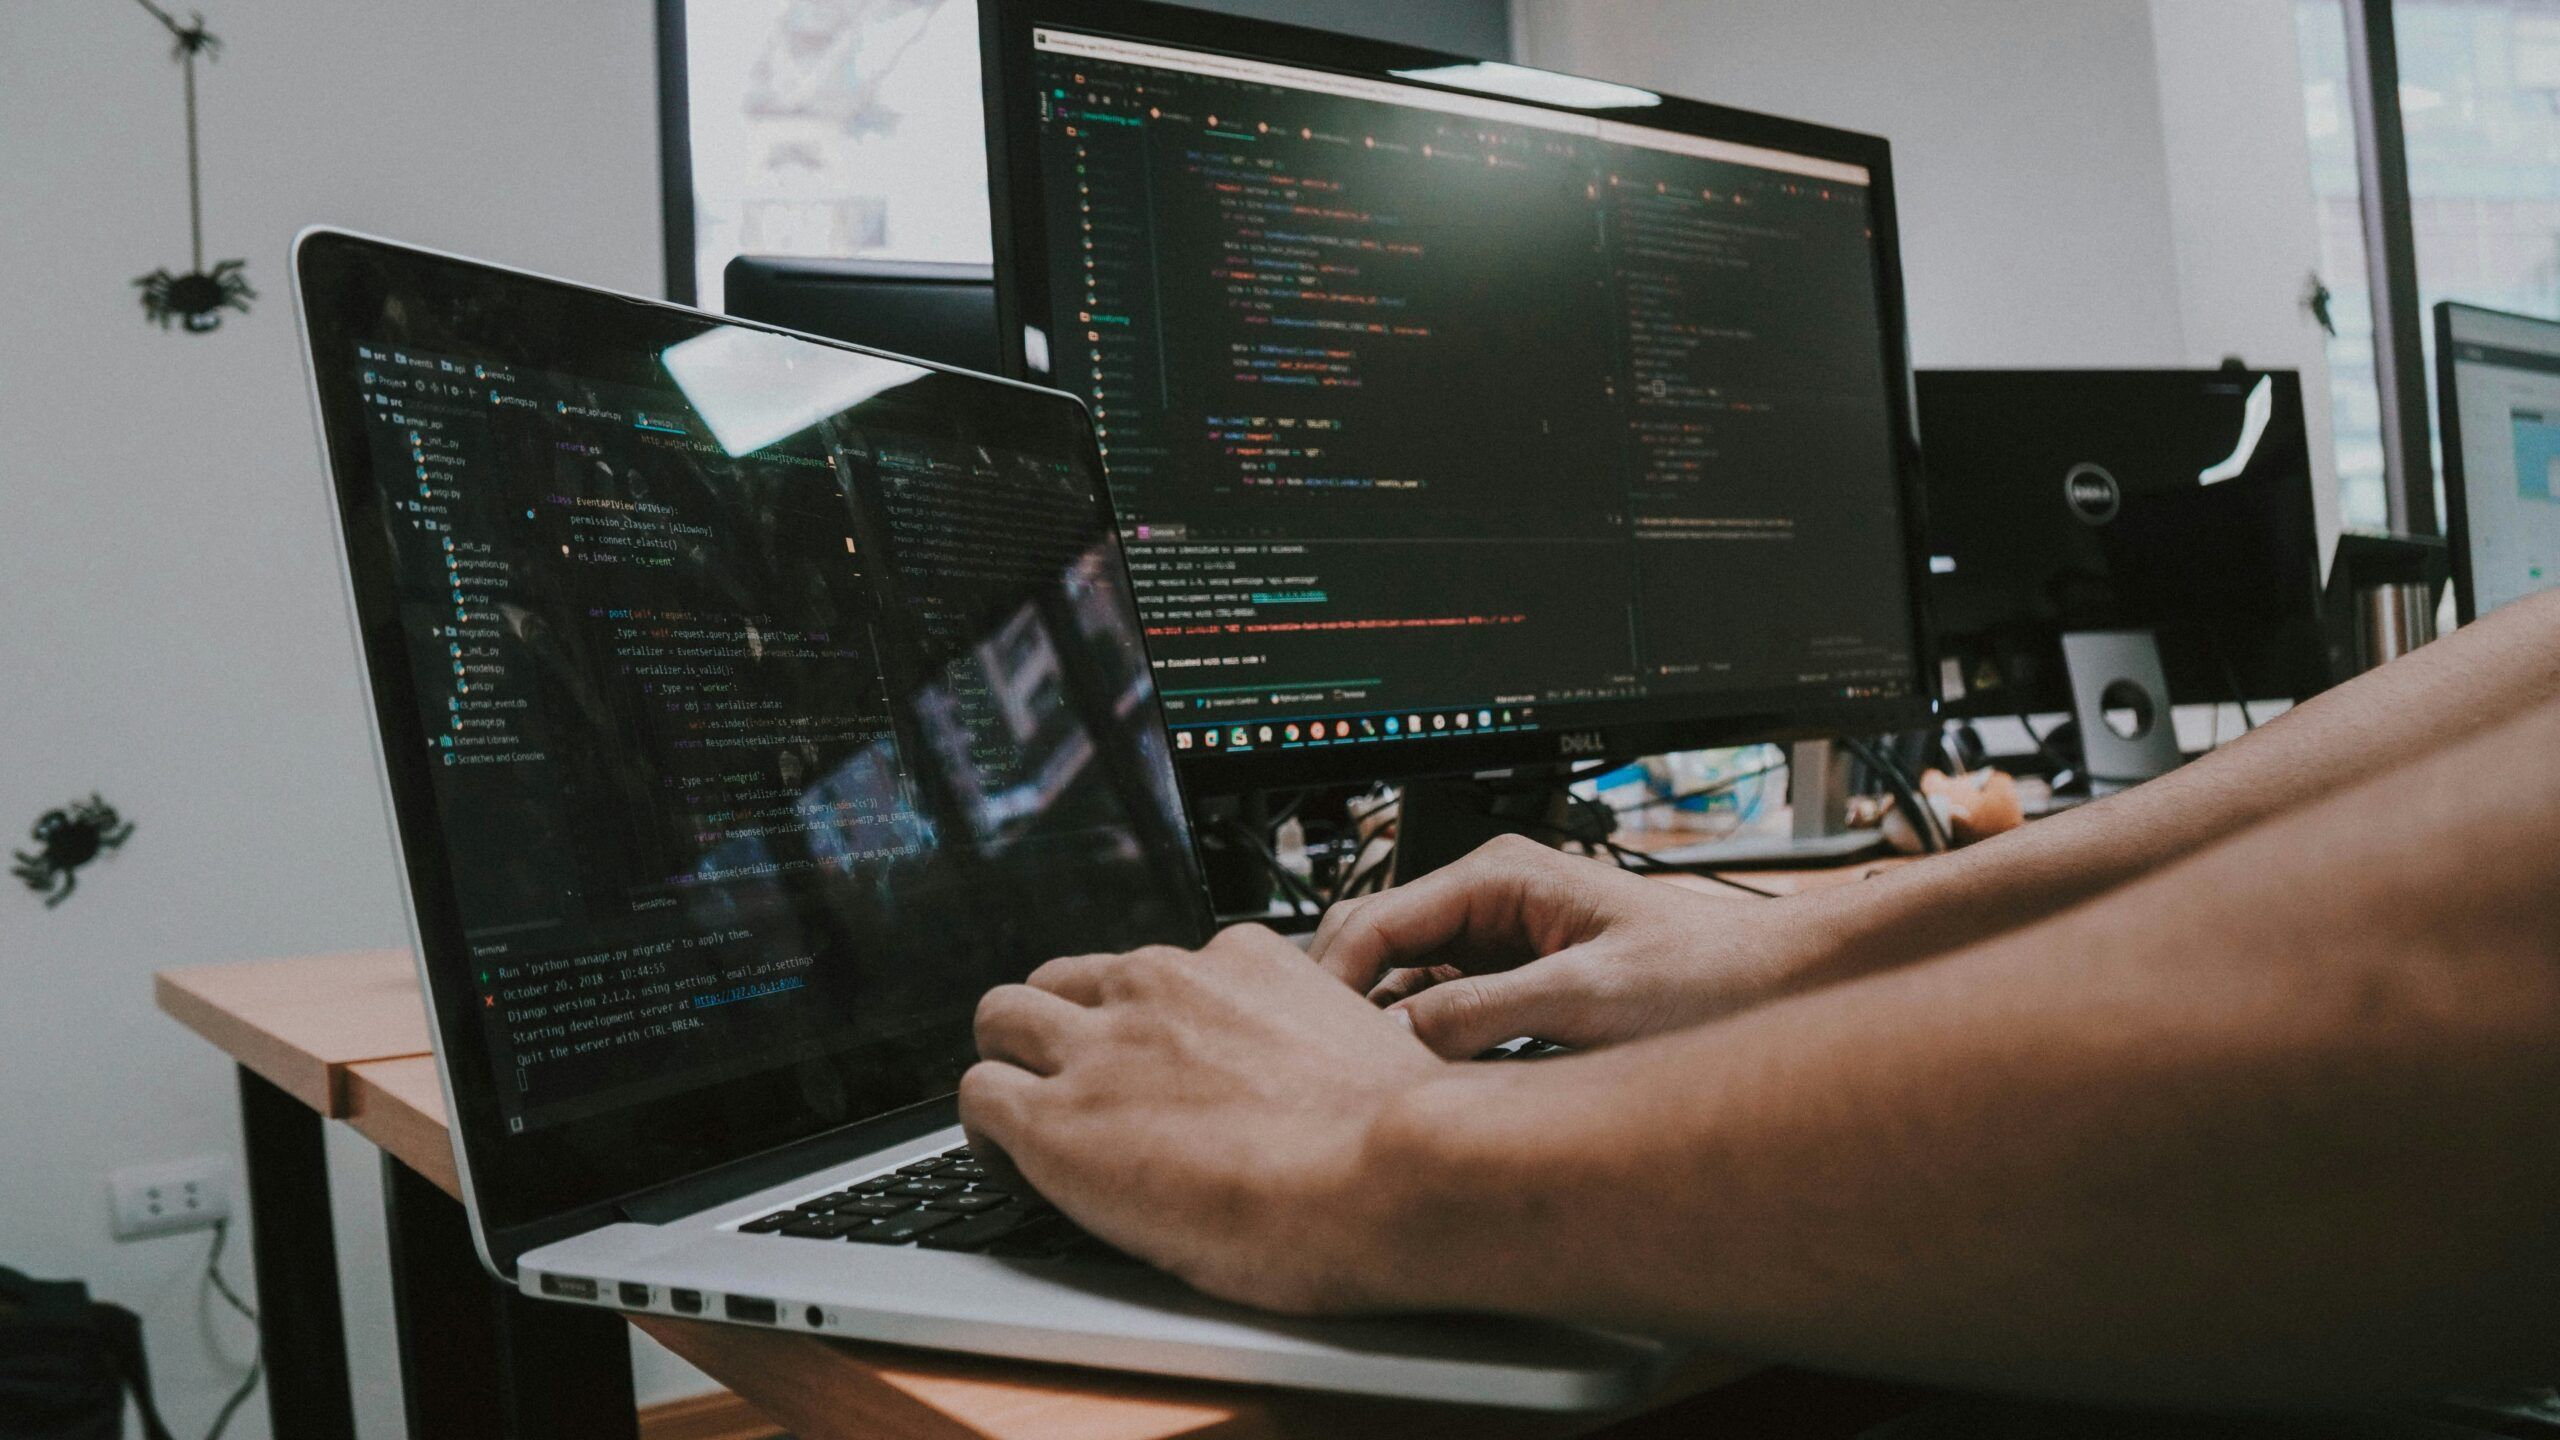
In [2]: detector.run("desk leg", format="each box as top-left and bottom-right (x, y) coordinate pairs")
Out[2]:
(236, 1065), (358, 1440)
(382, 1155), (638, 1440)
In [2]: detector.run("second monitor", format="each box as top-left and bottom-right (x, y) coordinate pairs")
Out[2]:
(980, 0), (1936, 792)
(1917, 368), (2333, 732)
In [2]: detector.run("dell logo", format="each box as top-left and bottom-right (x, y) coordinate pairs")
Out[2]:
(1557, 732), (1607, 757)
(2063, 463), (2121, 526)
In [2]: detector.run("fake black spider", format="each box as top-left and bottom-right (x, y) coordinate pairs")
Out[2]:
(131, 0), (252, 333)
(135, 0), (219, 57)
(162, 11), (219, 59)
(12, 796), (136, 909)
(136, 259), (256, 332)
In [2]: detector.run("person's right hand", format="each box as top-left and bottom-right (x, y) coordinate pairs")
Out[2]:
(1307, 835), (1844, 1058)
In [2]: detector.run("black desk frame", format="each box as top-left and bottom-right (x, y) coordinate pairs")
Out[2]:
(235, 1066), (637, 1440)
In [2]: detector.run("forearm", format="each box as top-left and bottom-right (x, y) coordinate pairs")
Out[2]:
(1780, 587), (2560, 989)
(1363, 699), (2560, 1404)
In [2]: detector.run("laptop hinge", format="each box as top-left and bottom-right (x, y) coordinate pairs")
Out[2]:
(615, 1095), (960, 1226)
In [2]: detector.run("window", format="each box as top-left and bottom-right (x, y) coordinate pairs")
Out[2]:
(2297, 0), (2560, 531)
(2299, 1), (2391, 529)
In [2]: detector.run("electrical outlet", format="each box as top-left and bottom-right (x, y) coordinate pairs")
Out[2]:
(107, 1157), (233, 1242)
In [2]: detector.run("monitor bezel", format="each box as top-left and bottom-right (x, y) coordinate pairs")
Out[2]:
(2431, 299), (2560, 628)
(979, 0), (1939, 791)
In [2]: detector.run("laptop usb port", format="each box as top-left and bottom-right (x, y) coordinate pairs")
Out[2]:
(669, 1288), (704, 1316)
(538, 1273), (598, 1301)
(617, 1283), (651, 1308)
(724, 1294), (779, 1325)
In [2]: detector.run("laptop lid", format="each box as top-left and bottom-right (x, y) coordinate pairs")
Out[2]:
(295, 229), (1213, 1271)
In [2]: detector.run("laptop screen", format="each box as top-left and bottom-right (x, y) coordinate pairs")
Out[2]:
(298, 231), (1211, 1241)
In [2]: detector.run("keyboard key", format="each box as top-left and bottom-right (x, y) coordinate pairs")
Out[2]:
(847, 1209), (961, 1245)
(940, 1162), (988, 1181)
(739, 1214), (792, 1234)
(896, 1159), (948, 1177)
(779, 1215), (870, 1240)
(889, 1178), (964, 1198)
(835, 1197), (919, 1218)
(917, 1206), (1038, 1251)
(925, 1192), (1007, 1214)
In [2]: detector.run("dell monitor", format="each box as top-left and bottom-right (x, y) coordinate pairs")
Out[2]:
(722, 257), (1003, 376)
(1915, 368), (2332, 751)
(977, 0), (1934, 814)
(2436, 301), (2560, 625)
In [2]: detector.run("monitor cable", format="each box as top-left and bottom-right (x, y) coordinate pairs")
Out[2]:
(1844, 735), (1950, 854)
(2216, 643), (2259, 738)
(1596, 838), (1782, 899)
(199, 1219), (261, 1440)
(2014, 713), (2080, 793)
(1219, 814), (1324, 919)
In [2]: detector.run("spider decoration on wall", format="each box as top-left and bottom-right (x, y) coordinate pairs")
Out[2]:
(130, 0), (254, 332)
(12, 796), (136, 909)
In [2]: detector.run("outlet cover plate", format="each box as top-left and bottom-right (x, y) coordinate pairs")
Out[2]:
(108, 1157), (233, 1241)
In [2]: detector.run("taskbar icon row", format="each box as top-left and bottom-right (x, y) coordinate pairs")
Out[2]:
(1172, 706), (1536, 755)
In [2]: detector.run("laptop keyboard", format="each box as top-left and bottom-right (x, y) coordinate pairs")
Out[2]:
(735, 1146), (1139, 1264)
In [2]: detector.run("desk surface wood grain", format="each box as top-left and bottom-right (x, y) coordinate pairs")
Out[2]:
(155, 949), (430, 1114)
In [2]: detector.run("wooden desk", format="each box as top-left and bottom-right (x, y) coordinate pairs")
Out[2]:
(164, 949), (1837, 1440)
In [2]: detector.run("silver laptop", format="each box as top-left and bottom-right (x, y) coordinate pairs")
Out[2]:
(293, 229), (1662, 1411)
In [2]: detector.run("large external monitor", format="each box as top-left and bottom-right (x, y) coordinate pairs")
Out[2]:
(2437, 301), (2560, 625)
(979, 0), (1934, 792)
(1916, 369), (2332, 720)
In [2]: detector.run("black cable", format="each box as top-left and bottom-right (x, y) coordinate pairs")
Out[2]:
(1844, 736), (1949, 854)
(1221, 815), (1323, 917)
(2014, 713), (2079, 789)
(201, 1219), (261, 1440)
(2216, 645), (2258, 735)
(1598, 840), (1782, 898)
(1935, 725), (1973, 776)
(1260, 788), (1309, 833)
(1334, 845), (1395, 903)
(1492, 796), (1786, 899)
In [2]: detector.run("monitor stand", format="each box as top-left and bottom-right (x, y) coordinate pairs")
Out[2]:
(1391, 768), (1586, 885)
(2061, 629), (2184, 795)
(1637, 740), (1887, 869)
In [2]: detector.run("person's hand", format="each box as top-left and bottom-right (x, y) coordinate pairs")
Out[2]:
(1308, 835), (1839, 1058)
(960, 925), (1445, 1314)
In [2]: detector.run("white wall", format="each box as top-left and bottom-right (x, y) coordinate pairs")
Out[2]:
(0, 4), (689, 1437)
(2149, 0), (2346, 555)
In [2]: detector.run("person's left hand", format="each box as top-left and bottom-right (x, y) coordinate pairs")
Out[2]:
(961, 924), (1446, 1314)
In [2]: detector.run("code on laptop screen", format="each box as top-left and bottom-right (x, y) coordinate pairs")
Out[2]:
(342, 323), (1204, 1137)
